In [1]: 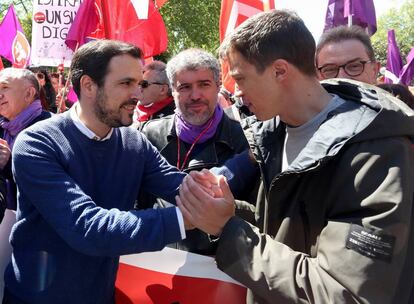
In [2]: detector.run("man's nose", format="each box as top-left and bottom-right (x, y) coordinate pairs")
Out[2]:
(190, 87), (202, 100)
(133, 85), (143, 101)
(337, 67), (349, 79)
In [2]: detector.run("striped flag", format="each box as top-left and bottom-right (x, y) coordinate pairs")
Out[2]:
(115, 247), (246, 303)
(219, 0), (275, 93)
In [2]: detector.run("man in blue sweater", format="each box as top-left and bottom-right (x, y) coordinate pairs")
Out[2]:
(3, 40), (188, 304)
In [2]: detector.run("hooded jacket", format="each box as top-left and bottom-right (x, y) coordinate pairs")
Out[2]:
(215, 79), (414, 303)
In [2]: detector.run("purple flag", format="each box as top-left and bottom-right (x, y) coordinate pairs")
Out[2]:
(385, 29), (403, 84)
(65, 0), (99, 51)
(0, 5), (30, 68)
(324, 0), (377, 36)
(400, 47), (414, 86)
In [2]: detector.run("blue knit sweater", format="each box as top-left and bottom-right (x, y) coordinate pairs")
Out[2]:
(4, 112), (186, 304)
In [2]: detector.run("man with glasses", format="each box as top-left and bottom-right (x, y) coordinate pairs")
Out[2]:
(316, 25), (380, 84)
(134, 60), (175, 128)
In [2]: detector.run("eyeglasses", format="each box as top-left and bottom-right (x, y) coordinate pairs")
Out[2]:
(139, 80), (165, 89)
(36, 73), (45, 80)
(317, 60), (373, 79)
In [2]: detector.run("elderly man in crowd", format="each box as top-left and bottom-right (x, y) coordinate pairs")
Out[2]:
(315, 25), (380, 84)
(140, 48), (251, 255)
(0, 68), (51, 301)
(134, 60), (175, 128)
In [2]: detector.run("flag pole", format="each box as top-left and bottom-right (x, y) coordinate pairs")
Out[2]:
(57, 42), (79, 113)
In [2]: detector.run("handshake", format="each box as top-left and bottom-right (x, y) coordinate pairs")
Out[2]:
(176, 169), (235, 236)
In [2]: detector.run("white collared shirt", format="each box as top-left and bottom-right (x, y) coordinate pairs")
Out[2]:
(70, 103), (113, 141)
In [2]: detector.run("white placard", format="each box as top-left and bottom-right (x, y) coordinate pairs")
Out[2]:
(31, 0), (83, 67)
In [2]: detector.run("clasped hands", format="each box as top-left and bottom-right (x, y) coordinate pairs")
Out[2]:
(176, 169), (235, 236)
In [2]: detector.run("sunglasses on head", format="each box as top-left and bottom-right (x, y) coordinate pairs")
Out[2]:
(139, 80), (165, 89)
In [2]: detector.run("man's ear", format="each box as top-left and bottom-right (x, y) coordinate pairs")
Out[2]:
(272, 59), (289, 81)
(25, 87), (37, 103)
(80, 75), (97, 99)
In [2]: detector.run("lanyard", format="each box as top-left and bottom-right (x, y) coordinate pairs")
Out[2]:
(176, 118), (214, 171)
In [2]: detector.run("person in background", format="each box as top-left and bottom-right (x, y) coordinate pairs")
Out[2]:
(50, 72), (64, 94)
(316, 25), (380, 85)
(377, 83), (414, 110)
(30, 68), (57, 113)
(178, 10), (414, 303)
(2, 40), (190, 304)
(140, 48), (252, 255)
(0, 68), (52, 302)
(134, 60), (175, 129)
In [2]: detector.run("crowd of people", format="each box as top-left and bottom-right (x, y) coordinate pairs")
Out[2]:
(0, 8), (414, 304)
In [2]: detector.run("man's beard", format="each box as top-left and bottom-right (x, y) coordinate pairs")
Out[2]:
(178, 100), (214, 126)
(94, 88), (135, 128)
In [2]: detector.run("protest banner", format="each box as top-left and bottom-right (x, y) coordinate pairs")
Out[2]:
(31, 0), (82, 67)
(115, 247), (247, 304)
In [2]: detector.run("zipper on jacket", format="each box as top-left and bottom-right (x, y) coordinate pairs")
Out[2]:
(300, 200), (310, 251)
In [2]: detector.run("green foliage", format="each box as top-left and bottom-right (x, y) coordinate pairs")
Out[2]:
(158, 0), (221, 61)
(372, 1), (414, 66)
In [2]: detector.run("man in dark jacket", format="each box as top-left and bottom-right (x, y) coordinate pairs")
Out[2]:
(177, 10), (414, 303)
(140, 48), (252, 255)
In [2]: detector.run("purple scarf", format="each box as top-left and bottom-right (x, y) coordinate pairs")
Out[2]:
(175, 104), (223, 144)
(0, 99), (43, 210)
(0, 99), (43, 149)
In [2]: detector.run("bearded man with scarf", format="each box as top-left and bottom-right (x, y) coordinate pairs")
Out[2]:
(0, 68), (51, 302)
(140, 49), (252, 255)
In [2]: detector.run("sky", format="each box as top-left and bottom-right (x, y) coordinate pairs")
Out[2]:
(275, 0), (408, 42)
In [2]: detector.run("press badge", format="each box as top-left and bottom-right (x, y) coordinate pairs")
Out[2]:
(345, 224), (395, 263)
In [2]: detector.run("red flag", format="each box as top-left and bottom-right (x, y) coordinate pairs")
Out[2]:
(155, 0), (168, 8)
(0, 5), (31, 68)
(65, 0), (168, 58)
(219, 0), (275, 93)
(65, 0), (99, 51)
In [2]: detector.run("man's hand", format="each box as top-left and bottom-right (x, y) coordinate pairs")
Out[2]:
(176, 172), (235, 236)
(0, 139), (11, 170)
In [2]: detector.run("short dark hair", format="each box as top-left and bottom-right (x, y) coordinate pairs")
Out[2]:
(70, 40), (143, 96)
(219, 9), (316, 76)
(316, 25), (376, 65)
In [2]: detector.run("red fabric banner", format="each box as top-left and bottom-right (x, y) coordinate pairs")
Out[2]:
(115, 248), (246, 304)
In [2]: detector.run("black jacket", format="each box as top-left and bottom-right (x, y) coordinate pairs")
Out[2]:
(140, 112), (250, 255)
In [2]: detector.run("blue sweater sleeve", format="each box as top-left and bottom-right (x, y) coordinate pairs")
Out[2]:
(139, 135), (186, 204)
(210, 149), (259, 197)
(12, 129), (183, 257)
